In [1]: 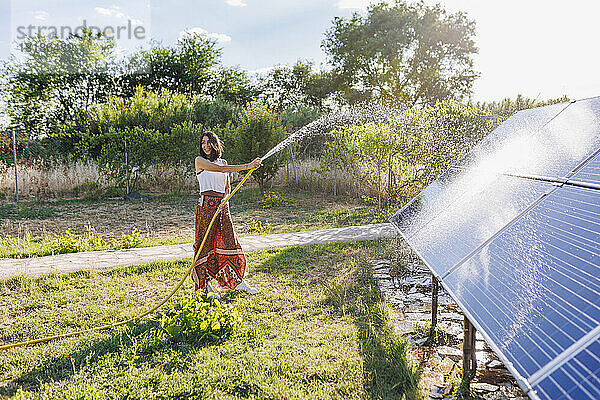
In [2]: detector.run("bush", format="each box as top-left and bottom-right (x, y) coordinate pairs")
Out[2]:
(230, 100), (287, 190)
(160, 293), (241, 343)
(258, 191), (295, 208)
(321, 100), (492, 204)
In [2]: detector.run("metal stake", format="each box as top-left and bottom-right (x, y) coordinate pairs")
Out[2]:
(125, 135), (129, 195)
(333, 130), (338, 196)
(430, 276), (439, 340)
(289, 145), (298, 185)
(12, 130), (19, 203)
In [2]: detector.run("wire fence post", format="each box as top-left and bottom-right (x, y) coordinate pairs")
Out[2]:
(12, 130), (19, 203)
(333, 130), (338, 196)
(124, 135), (129, 196)
(289, 145), (298, 185)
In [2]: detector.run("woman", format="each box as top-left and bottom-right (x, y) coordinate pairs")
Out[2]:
(192, 130), (261, 297)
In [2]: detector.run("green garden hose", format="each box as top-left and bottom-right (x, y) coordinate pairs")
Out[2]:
(0, 168), (256, 352)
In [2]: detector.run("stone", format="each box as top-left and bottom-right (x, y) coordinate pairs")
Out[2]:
(438, 312), (462, 321)
(436, 346), (462, 359)
(429, 386), (444, 399)
(395, 321), (415, 335)
(437, 357), (456, 374)
(472, 382), (499, 392)
(412, 337), (428, 346)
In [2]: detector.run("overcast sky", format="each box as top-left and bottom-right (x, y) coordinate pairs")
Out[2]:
(3, 0), (599, 102)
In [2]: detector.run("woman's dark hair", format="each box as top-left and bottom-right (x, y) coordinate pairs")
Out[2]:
(199, 131), (224, 162)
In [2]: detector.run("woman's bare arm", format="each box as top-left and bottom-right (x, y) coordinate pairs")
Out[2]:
(195, 157), (260, 174)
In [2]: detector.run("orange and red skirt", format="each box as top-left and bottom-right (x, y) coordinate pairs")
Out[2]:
(191, 191), (247, 291)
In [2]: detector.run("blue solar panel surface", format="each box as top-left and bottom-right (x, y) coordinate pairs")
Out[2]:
(444, 185), (600, 384)
(570, 151), (600, 187)
(535, 338), (600, 399)
(390, 96), (600, 400)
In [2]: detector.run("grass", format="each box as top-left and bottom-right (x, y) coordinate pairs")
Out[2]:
(0, 188), (396, 258)
(0, 239), (420, 399)
(0, 203), (57, 220)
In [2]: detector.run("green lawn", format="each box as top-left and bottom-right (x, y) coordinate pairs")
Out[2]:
(0, 188), (395, 258)
(0, 240), (419, 399)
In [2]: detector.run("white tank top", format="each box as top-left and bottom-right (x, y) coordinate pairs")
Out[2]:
(196, 158), (228, 194)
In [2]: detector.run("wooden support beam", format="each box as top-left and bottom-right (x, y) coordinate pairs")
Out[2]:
(429, 276), (439, 341)
(459, 316), (477, 397)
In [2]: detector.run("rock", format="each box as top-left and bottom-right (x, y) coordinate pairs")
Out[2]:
(437, 357), (456, 374)
(438, 312), (462, 321)
(395, 320), (414, 335)
(373, 267), (390, 276)
(436, 346), (462, 360)
(487, 360), (503, 369)
(373, 273), (391, 280)
(405, 312), (430, 322)
(429, 386), (444, 399)
(412, 337), (429, 346)
(472, 382), (499, 392)
(438, 321), (462, 336)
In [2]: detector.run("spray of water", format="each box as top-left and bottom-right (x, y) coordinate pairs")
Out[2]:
(261, 102), (407, 161)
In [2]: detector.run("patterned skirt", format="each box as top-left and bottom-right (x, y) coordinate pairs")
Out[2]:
(191, 191), (247, 291)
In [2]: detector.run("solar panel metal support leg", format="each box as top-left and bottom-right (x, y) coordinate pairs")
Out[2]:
(459, 316), (477, 397)
(429, 276), (439, 342)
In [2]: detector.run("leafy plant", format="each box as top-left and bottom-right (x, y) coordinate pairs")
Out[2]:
(240, 218), (273, 234)
(230, 100), (287, 190)
(258, 191), (295, 208)
(160, 292), (242, 343)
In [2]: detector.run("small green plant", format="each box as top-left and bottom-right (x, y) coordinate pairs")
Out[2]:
(160, 292), (242, 343)
(258, 191), (294, 208)
(241, 218), (272, 234)
(120, 228), (144, 249)
(0, 203), (57, 220)
(414, 320), (456, 346)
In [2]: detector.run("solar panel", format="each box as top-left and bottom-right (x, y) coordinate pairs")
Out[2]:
(391, 175), (555, 277)
(535, 338), (600, 399)
(390, 96), (600, 400)
(444, 186), (600, 387)
(569, 151), (600, 188)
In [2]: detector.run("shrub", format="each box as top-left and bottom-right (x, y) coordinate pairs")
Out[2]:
(230, 100), (287, 190)
(160, 293), (241, 343)
(258, 191), (295, 208)
(321, 100), (492, 204)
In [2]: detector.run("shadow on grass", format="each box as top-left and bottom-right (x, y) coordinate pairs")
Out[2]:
(322, 256), (420, 399)
(0, 317), (222, 397)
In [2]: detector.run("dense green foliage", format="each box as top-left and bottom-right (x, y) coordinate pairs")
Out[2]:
(259, 61), (334, 111)
(322, 1), (478, 106)
(230, 100), (287, 189)
(1, 30), (118, 139)
(324, 100), (492, 204)
(1, 30), (254, 149)
(0, 1), (571, 197)
(160, 293), (241, 342)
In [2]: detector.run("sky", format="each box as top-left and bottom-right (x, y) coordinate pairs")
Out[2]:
(2, 0), (600, 103)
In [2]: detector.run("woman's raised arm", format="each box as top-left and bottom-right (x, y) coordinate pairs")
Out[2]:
(195, 157), (261, 174)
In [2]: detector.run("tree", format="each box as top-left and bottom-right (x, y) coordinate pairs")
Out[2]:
(120, 34), (258, 104)
(259, 61), (335, 111)
(231, 100), (286, 190)
(322, 1), (478, 107)
(2, 29), (118, 138)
